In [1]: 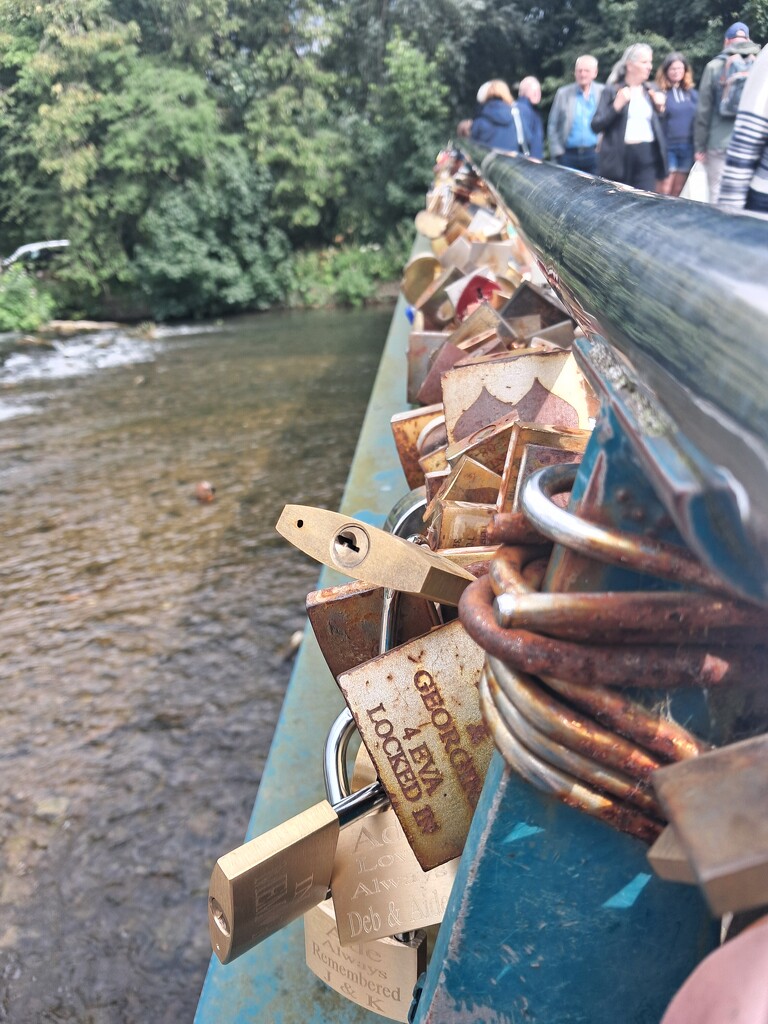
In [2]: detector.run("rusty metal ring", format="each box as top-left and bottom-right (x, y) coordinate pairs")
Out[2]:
(534, 673), (708, 762)
(478, 670), (662, 843)
(494, 589), (766, 645)
(519, 463), (731, 594)
(461, 574), (756, 689)
(485, 658), (663, 817)
(484, 655), (662, 780)
(485, 547), (710, 761)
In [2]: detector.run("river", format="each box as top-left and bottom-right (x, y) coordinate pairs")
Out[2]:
(0, 307), (391, 1022)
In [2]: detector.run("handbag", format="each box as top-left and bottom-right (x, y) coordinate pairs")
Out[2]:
(679, 160), (709, 203)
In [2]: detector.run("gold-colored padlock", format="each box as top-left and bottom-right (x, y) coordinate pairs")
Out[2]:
(304, 899), (426, 1023)
(208, 781), (388, 964)
(331, 744), (458, 945)
(275, 504), (474, 605)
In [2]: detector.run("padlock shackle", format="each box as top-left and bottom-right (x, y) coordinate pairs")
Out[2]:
(335, 780), (389, 828)
(324, 707), (356, 805)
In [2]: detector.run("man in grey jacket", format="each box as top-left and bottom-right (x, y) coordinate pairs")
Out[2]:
(547, 55), (604, 173)
(694, 21), (761, 203)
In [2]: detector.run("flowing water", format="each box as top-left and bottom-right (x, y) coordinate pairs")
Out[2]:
(0, 307), (391, 1022)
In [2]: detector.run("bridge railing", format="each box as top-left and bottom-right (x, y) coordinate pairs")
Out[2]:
(459, 140), (768, 604)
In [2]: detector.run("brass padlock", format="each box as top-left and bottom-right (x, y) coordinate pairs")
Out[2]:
(651, 733), (768, 915)
(208, 724), (388, 963)
(304, 899), (426, 1023)
(328, 584), (458, 944)
(275, 504), (474, 605)
(331, 742), (458, 945)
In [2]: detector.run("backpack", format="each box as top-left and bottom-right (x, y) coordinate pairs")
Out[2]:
(718, 51), (756, 117)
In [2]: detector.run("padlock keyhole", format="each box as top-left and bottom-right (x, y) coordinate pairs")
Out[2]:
(332, 525), (370, 568)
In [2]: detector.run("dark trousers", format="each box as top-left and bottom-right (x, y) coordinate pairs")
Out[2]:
(623, 142), (657, 192)
(557, 147), (598, 175)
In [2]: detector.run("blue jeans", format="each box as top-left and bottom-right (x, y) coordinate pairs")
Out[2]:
(558, 147), (598, 175)
(667, 142), (694, 174)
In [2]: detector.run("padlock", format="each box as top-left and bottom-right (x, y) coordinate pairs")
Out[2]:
(208, 718), (388, 963)
(407, 331), (448, 404)
(466, 207), (506, 241)
(445, 299), (510, 347)
(303, 899), (426, 1023)
(444, 411), (523, 475)
(275, 504), (474, 605)
(328, 585), (458, 945)
(427, 499), (498, 550)
(651, 732), (768, 916)
(498, 278), (571, 329)
(390, 403), (444, 491)
(331, 741), (458, 945)
(337, 617), (493, 871)
(413, 265), (463, 329)
(495, 423), (590, 514)
(455, 327), (507, 360)
(441, 348), (595, 445)
(415, 341), (467, 407)
(306, 580), (439, 682)
(528, 319), (576, 349)
(400, 253), (441, 306)
(437, 235), (484, 273)
(423, 456), (502, 519)
(418, 440), (449, 477)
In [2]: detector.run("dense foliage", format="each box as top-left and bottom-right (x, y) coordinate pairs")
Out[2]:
(0, 0), (765, 321)
(0, 265), (55, 331)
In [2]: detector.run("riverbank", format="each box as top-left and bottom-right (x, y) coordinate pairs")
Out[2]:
(0, 230), (408, 334)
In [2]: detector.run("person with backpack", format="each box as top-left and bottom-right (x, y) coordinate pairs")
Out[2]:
(693, 22), (761, 204)
(470, 79), (524, 153)
(719, 44), (768, 218)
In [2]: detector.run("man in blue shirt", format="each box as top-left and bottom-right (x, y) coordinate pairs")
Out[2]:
(547, 55), (604, 173)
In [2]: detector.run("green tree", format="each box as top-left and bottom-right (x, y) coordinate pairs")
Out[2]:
(133, 145), (291, 319)
(1, 0), (761, 321)
(342, 32), (451, 238)
(243, 45), (349, 242)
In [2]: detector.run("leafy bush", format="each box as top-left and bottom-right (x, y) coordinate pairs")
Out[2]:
(288, 226), (411, 308)
(0, 266), (56, 332)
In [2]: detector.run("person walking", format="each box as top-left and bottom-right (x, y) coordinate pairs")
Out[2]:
(470, 79), (523, 152)
(516, 76), (545, 159)
(654, 53), (699, 195)
(591, 43), (667, 190)
(719, 44), (768, 218)
(548, 55), (604, 173)
(694, 22), (761, 204)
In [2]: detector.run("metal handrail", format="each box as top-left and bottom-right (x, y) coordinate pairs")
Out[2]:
(459, 141), (768, 602)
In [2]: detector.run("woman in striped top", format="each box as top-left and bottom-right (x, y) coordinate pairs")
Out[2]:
(719, 44), (768, 217)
